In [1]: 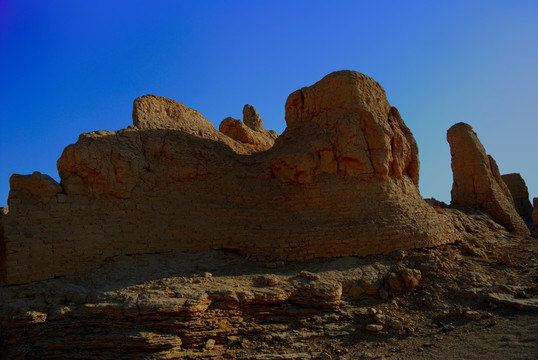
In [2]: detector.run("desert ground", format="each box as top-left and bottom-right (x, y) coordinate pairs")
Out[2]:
(1, 211), (536, 359)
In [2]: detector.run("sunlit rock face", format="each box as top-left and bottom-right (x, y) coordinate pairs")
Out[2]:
(2, 70), (461, 285)
(447, 122), (529, 234)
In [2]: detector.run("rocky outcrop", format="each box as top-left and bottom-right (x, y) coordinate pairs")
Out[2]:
(9, 172), (62, 199)
(0, 249), (422, 358)
(218, 104), (277, 148)
(2, 70), (461, 285)
(447, 123), (528, 234)
(273, 71), (419, 183)
(501, 173), (533, 221)
(1, 225), (536, 359)
(133, 94), (277, 154)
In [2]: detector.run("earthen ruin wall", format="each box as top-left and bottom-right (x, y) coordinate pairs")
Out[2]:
(1, 175), (455, 285)
(1, 71), (465, 286)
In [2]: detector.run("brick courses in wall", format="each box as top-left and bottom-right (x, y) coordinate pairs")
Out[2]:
(1, 71), (462, 285)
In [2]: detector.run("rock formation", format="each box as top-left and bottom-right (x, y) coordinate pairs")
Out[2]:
(447, 123), (528, 234)
(218, 104), (277, 148)
(1, 222), (537, 359)
(501, 173), (533, 223)
(532, 198), (538, 236)
(1, 70), (461, 285)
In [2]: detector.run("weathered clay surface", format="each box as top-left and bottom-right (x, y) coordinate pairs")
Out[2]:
(447, 123), (528, 234)
(1, 70), (461, 285)
(501, 173), (533, 221)
(218, 104), (277, 148)
(9, 172), (62, 199)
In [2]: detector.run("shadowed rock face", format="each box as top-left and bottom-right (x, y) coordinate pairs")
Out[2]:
(2, 70), (460, 285)
(447, 123), (528, 234)
(532, 198), (538, 236)
(501, 173), (533, 221)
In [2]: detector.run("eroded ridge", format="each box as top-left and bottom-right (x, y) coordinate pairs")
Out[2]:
(447, 123), (528, 234)
(2, 71), (464, 285)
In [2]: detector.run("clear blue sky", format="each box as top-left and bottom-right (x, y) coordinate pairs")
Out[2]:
(1, 1), (537, 206)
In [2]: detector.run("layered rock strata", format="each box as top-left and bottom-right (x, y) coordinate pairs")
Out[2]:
(1, 224), (536, 359)
(447, 123), (528, 234)
(1, 70), (460, 286)
(501, 173), (533, 221)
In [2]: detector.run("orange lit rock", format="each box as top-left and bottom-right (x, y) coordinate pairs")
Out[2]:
(447, 123), (528, 234)
(2, 70), (460, 285)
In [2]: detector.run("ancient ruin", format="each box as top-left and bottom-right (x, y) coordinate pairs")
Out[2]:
(501, 173), (533, 222)
(447, 123), (529, 234)
(1, 70), (537, 359)
(1, 70), (463, 286)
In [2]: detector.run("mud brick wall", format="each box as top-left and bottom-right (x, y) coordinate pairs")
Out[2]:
(0, 174), (459, 285)
(0, 70), (464, 285)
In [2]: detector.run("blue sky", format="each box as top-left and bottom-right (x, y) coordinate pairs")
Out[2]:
(1, 1), (537, 206)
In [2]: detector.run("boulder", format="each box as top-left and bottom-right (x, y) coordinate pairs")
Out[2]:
(447, 123), (528, 234)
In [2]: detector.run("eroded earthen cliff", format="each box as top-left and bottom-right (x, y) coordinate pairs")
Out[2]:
(1, 70), (461, 285)
(447, 123), (529, 234)
(501, 173), (533, 222)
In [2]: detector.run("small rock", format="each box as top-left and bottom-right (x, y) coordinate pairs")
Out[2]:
(203, 272), (212, 278)
(298, 270), (321, 280)
(388, 318), (403, 330)
(204, 338), (216, 350)
(275, 260), (285, 268)
(366, 324), (383, 332)
(400, 269), (421, 290)
(464, 310), (481, 319)
(227, 336), (242, 344)
(260, 274), (280, 286)
(374, 314), (387, 324)
(435, 321), (455, 332)
(265, 262), (277, 269)
(367, 307), (377, 315)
